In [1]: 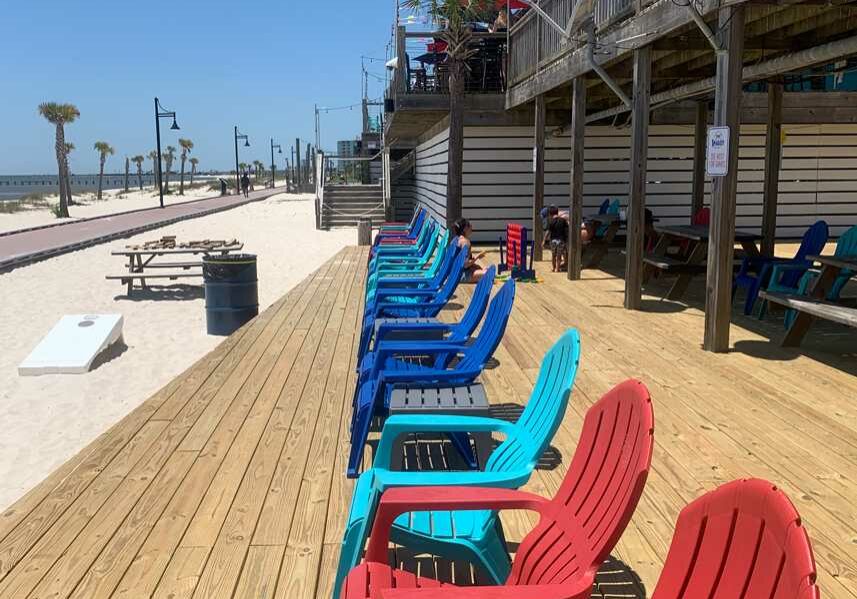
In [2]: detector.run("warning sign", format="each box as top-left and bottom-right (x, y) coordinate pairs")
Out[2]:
(706, 126), (730, 177)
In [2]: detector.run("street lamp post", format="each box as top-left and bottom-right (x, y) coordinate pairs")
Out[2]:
(154, 97), (180, 208)
(270, 138), (282, 189)
(234, 126), (250, 194)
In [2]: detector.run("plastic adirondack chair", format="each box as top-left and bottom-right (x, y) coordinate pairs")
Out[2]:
(360, 266), (496, 365)
(357, 249), (465, 365)
(733, 220), (829, 315)
(368, 236), (458, 300)
(348, 279), (516, 478)
(776, 224), (857, 326)
(375, 209), (426, 244)
(651, 478), (819, 599)
(368, 224), (440, 274)
(376, 214), (426, 246)
(596, 199), (620, 238)
(332, 329), (581, 598)
(597, 198), (610, 214)
(370, 230), (448, 279)
(340, 379), (655, 599)
(372, 219), (436, 258)
(380, 207), (424, 233)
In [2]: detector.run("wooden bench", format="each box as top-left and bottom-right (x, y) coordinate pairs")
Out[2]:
(106, 272), (204, 296)
(759, 290), (857, 346)
(643, 254), (708, 273)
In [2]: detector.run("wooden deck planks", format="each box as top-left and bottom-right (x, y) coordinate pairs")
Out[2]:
(0, 245), (855, 598)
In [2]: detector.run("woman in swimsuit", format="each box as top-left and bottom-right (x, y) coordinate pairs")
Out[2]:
(453, 217), (486, 283)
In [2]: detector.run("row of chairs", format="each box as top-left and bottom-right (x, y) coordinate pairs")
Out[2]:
(334, 209), (821, 599)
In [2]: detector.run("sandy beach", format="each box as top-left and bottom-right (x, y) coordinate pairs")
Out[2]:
(0, 183), (230, 234)
(0, 192), (354, 510)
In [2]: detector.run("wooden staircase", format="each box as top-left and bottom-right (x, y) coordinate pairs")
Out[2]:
(320, 184), (385, 228)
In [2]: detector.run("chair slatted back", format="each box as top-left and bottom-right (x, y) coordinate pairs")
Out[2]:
(433, 244), (465, 305)
(451, 266), (497, 342)
(835, 224), (857, 261)
(784, 220), (829, 288)
(508, 380), (654, 586)
(456, 279), (516, 374)
(652, 478), (819, 599)
(485, 329), (581, 476)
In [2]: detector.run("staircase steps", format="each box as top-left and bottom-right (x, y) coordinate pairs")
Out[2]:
(321, 184), (385, 228)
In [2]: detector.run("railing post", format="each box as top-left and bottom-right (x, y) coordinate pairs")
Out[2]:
(397, 25), (407, 94)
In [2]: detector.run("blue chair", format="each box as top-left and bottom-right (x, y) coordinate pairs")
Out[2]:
(368, 229), (447, 280)
(378, 207), (424, 234)
(367, 236), (458, 302)
(360, 265), (496, 366)
(357, 248), (465, 363)
(333, 329), (581, 598)
(733, 220), (829, 315)
(373, 208), (426, 245)
(348, 278), (516, 478)
(777, 224), (857, 327)
(369, 220), (437, 265)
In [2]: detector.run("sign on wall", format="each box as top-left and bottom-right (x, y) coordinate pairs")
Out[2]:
(706, 126), (730, 177)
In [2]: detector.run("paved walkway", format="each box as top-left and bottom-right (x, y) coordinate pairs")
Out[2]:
(0, 189), (283, 271)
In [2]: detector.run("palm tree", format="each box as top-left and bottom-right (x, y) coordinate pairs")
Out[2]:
(93, 141), (114, 200)
(63, 142), (76, 205)
(178, 138), (194, 195)
(189, 157), (199, 185)
(147, 150), (160, 191)
(132, 155), (145, 190)
(253, 160), (263, 181)
(124, 156), (130, 192)
(239, 162), (248, 174)
(402, 1), (491, 226)
(162, 146), (176, 193)
(38, 102), (80, 218)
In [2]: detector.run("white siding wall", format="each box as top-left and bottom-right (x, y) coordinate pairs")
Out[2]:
(395, 123), (857, 243)
(413, 128), (450, 227)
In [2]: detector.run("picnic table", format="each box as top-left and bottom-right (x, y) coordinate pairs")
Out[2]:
(760, 254), (857, 346)
(106, 237), (243, 296)
(644, 224), (761, 301)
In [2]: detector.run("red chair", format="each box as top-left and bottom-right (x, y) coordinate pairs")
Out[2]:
(340, 380), (654, 599)
(652, 478), (819, 599)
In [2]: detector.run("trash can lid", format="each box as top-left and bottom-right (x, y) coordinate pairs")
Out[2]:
(203, 253), (257, 265)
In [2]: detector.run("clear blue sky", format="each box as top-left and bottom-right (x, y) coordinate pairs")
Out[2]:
(0, 0), (393, 175)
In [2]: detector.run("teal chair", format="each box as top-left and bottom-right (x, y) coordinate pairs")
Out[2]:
(596, 199), (620, 237)
(366, 231), (449, 301)
(776, 224), (857, 327)
(333, 329), (581, 599)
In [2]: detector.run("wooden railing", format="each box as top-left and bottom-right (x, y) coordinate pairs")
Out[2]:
(508, 0), (642, 88)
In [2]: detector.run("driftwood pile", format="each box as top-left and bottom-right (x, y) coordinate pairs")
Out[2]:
(125, 236), (240, 251)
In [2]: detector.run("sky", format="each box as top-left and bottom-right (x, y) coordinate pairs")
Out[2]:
(0, 0), (395, 175)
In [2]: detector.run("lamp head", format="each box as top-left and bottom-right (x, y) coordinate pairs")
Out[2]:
(170, 118), (180, 130)
(244, 140), (250, 147)
(278, 147), (282, 154)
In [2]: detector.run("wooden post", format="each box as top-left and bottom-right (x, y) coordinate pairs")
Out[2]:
(532, 93), (546, 261)
(567, 77), (587, 280)
(704, 6), (746, 352)
(295, 139), (302, 189)
(761, 82), (783, 257)
(624, 46), (651, 310)
(691, 101), (708, 218)
(358, 218), (372, 246)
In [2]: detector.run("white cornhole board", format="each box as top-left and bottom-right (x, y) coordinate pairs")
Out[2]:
(19, 314), (124, 376)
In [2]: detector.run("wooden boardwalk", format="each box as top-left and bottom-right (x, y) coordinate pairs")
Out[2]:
(1, 245), (855, 598)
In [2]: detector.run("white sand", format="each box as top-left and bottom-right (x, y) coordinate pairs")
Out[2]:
(0, 193), (354, 510)
(0, 183), (226, 234)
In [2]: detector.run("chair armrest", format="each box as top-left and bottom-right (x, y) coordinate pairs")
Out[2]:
(374, 288), (436, 299)
(379, 585), (592, 599)
(375, 414), (518, 468)
(375, 321), (452, 341)
(364, 486), (549, 562)
(376, 276), (431, 287)
(375, 341), (467, 358)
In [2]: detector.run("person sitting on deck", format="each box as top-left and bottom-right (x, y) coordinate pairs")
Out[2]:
(454, 217), (487, 283)
(547, 205), (569, 272)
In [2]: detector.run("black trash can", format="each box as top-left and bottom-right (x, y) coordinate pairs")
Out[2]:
(203, 254), (259, 336)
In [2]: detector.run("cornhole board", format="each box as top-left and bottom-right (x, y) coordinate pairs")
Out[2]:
(19, 314), (124, 376)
